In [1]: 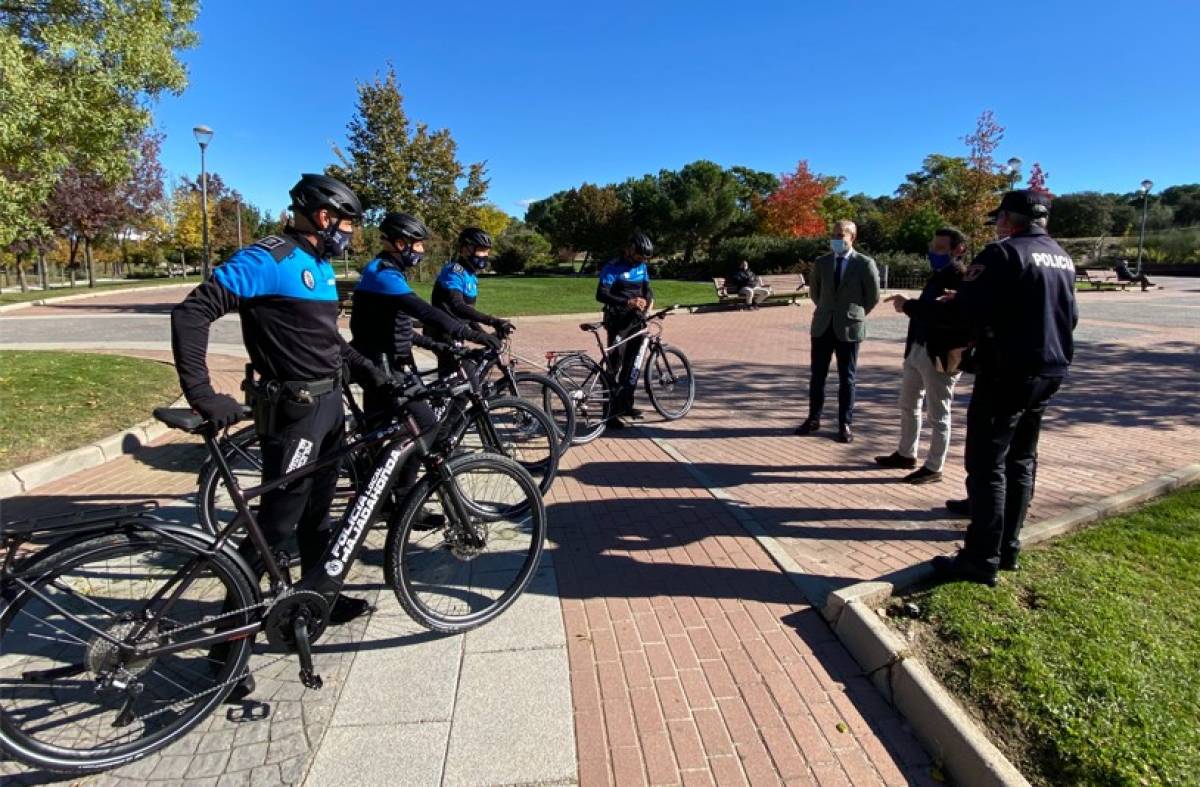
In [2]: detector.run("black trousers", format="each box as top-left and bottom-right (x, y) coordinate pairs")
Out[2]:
(962, 374), (1062, 570)
(605, 314), (646, 416)
(807, 327), (860, 426)
(251, 388), (345, 576)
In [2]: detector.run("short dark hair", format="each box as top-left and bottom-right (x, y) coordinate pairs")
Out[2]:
(934, 226), (967, 250)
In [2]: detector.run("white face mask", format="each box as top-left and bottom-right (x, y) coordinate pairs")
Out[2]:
(830, 238), (850, 255)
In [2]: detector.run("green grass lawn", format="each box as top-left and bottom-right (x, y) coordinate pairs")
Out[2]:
(0, 351), (181, 470)
(400, 276), (716, 316)
(0, 277), (200, 306)
(898, 486), (1200, 785)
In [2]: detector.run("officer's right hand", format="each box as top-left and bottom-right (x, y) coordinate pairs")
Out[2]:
(465, 330), (502, 351)
(192, 393), (244, 430)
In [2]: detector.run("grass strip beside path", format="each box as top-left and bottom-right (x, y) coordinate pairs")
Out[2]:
(0, 351), (181, 470)
(0, 277), (202, 306)
(403, 276), (715, 316)
(896, 485), (1200, 786)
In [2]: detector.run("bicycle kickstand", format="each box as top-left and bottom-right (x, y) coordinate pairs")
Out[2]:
(292, 613), (324, 690)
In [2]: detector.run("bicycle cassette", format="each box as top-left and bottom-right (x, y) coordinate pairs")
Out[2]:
(263, 589), (330, 651)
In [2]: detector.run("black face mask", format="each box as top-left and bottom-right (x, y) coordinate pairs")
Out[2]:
(466, 254), (489, 272)
(393, 246), (423, 269)
(315, 213), (350, 258)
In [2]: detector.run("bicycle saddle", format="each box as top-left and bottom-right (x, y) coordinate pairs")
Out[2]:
(579, 322), (603, 332)
(153, 406), (251, 433)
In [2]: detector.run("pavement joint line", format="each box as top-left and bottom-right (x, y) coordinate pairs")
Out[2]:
(818, 461), (1200, 787)
(437, 627), (468, 786)
(0, 281), (196, 312)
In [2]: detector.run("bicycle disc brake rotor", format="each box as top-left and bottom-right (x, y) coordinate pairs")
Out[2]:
(447, 521), (488, 560)
(263, 589), (330, 650)
(86, 618), (157, 680)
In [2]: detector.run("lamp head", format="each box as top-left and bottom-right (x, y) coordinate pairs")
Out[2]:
(193, 125), (214, 149)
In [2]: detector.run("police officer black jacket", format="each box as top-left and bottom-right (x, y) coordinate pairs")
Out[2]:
(596, 257), (653, 318)
(430, 261), (503, 331)
(172, 230), (376, 399)
(350, 253), (471, 369)
(904, 224), (1078, 379)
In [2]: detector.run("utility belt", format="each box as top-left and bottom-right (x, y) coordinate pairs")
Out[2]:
(242, 364), (340, 435)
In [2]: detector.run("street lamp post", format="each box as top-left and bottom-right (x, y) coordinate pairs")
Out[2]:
(193, 125), (214, 278)
(1135, 179), (1154, 277)
(1005, 156), (1023, 188)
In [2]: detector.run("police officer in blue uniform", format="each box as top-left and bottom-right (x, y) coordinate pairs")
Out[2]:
(351, 213), (500, 411)
(894, 191), (1078, 586)
(171, 174), (386, 635)
(596, 231), (655, 426)
(429, 227), (513, 376)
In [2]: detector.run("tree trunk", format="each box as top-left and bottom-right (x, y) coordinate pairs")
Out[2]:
(38, 249), (48, 291)
(16, 253), (29, 293)
(85, 237), (96, 288)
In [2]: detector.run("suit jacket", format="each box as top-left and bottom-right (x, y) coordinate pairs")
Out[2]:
(809, 250), (881, 343)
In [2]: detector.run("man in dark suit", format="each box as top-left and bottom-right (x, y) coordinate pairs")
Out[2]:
(795, 220), (881, 443)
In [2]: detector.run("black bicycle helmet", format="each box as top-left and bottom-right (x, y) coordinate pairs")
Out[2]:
(628, 230), (654, 256)
(380, 212), (430, 243)
(289, 174), (362, 220)
(457, 227), (493, 249)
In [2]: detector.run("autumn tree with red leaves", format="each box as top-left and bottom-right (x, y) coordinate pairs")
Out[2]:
(763, 161), (831, 238)
(1027, 162), (1052, 195)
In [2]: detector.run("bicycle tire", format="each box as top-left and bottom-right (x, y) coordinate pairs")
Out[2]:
(0, 528), (256, 774)
(383, 453), (546, 633)
(446, 396), (560, 498)
(644, 343), (695, 420)
(493, 371), (577, 455)
(548, 354), (612, 445)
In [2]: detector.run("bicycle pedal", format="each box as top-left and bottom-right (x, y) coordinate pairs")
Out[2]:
(298, 669), (324, 690)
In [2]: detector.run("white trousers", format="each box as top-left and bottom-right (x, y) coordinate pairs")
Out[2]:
(897, 343), (961, 472)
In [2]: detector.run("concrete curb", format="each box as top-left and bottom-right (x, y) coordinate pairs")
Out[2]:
(0, 393), (188, 498)
(0, 281), (195, 313)
(819, 462), (1200, 787)
(646, 425), (1200, 786)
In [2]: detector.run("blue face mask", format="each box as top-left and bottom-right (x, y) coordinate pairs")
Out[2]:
(927, 251), (953, 270)
(395, 248), (423, 269)
(319, 224), (351, 259)
(830, 238), (849, 255)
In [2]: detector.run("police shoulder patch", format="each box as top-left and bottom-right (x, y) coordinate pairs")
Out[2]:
(301, 269), (316, 290)
(963, 263), (986, 282)
(254, 235), (296, 263)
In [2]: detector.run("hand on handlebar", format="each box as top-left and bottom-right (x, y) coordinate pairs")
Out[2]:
(493, 319), (516, 338)
(464, 329), (502, 351)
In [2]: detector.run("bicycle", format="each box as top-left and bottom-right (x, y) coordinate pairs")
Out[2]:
(471, 340), (577, 453)
(0, 376), (546, 774)
(196, 356), (559, 535)
(546, 306), (695, 444)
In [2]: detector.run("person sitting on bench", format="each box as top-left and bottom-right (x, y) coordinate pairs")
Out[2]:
(727, 260), (770, 308)
(1114, 259), (1155, 291)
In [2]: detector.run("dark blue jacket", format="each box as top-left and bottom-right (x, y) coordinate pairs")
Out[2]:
(596, 257), (653, 317)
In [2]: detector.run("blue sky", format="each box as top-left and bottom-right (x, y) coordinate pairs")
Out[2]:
(154, 0), (1200, 219)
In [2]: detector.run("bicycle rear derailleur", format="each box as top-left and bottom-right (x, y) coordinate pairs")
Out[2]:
(263, 589), (329, 690)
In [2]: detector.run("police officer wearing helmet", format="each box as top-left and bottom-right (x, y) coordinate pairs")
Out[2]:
(893, 190), (1078, 586)
(352, 213), (500, 405)
(171, 174), (386, 633)
(596, 231), (655, 426)
(429, 227), (510, 376)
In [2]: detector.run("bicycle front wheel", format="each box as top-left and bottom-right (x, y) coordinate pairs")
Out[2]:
(644, 343), (695, 420)
(549, 354), (612, 445)
(384, 453), (546, 633)
(0, 528), (256, 774)
(451, 396), (559, 498)
(495, 371), (577, 455)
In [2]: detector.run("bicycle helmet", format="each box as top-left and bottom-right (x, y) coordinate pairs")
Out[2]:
(628, 230), (654, 256)
(381, 212), (430, 243)
(288, 174), (362, 220)
(457, 227), (493, 249)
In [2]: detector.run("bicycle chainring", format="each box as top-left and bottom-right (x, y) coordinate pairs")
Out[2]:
(263, 589), (330, 650)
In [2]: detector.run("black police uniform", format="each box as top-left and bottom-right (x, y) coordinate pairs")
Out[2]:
(905, 218), (1078, 572)
(596, 256), (653, 416)
(428, 260), (503, 378)
(172, 230), (379, 574)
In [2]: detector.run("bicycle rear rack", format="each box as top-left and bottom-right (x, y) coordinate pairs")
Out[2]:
(1, 501), (162, 539)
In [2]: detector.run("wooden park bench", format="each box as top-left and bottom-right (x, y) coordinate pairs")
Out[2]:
(1075, 268), (1129, 291)
(710, 273), (808, 308)
(335, 278), (357, 314)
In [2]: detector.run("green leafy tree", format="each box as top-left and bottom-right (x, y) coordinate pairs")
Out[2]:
(726, 166), (778, 237)
(473, 204), (512, 239)
(0, 1), (198, 247)
(328, 65), (488, 240)
(657, 160), (740, 263)
(493, 220), (552, 273)
(1048, 192), (1114, 238)
(556, 183), (628, 262)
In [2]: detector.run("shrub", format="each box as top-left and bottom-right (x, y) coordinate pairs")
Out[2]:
(708, 235), (827, 277)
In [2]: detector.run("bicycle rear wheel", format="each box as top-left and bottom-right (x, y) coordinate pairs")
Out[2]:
(494, 371), (577, 454)
(644, 343), (695, 420)
(0, 528), (256, 774)
(453, 396), (559, 498)
(384, 453), (546, 633)
(549, 354), (612, 445)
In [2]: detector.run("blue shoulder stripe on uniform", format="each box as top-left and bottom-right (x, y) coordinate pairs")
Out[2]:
(356, 259), (414, 296)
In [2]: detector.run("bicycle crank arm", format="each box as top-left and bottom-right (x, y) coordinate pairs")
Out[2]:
(292, 614), (323, 690)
